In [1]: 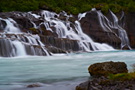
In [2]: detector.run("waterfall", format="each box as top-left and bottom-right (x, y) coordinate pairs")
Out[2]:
(97, 10), (131, 49)
(78, 13), (86, 20)
(38, 10), (114, 51)
(12, 40), (26, 56)
(0, 9), (131, 57)
(109, 11), (131, 49)
(0, 17), (50, 57)
(0, 18), (21, 33)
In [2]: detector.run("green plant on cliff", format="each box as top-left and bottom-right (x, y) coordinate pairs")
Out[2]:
(0, 0), (135, 14)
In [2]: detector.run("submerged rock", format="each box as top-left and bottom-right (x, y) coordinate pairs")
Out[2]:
(27, 83), (42, 88)
(88, 61), (128, 77)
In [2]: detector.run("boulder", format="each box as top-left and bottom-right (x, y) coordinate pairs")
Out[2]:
(88, 61), (128, 77)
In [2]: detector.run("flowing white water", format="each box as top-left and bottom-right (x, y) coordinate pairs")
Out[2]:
(0, 50), (134, 90)
(78, 13), (86, 20)
(12, 41), (26, 56)
(97, 10), (131, 49)
(75, 21), (114, 51)
(109, 11), (131, 49)
(39, 10), (114, 51)
(0, 9), (132, 57)
(0, 17), (50, 56)
(0, 18), (21, 33)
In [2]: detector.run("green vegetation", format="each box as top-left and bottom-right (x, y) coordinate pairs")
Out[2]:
(0, 0), (135, 14)
(108, 72), (135, 81)
(108, 63), (135, 81)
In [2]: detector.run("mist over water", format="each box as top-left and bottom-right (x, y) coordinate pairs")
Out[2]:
(0, 50), (134, 90)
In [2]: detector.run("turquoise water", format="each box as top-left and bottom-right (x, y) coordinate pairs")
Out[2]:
(0, 50), (135, 90)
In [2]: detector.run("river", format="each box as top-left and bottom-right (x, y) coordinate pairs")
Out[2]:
(0, 50), (134, 90)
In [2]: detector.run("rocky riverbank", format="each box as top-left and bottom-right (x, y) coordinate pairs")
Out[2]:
(76, 61), (135, 90)
(76, 76), (135, 90)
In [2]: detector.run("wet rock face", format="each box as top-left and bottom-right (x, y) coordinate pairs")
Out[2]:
(13, 17), (34, 29)
(80, 11), (122, 49)
(88, 61), (128, 77)
(124, 13), (135, 48)
(0, 20), (6, 31)
(40, 35), (80, 52)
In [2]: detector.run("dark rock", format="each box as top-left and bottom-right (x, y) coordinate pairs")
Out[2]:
(80, 10), (121, 49)
(122, 45), (131, 50)
(0, 20), (6, 31)
(27, 83), (42, 88)
(13, 16), (34, 29)
(46, 46), (67, 53)
(88, 61), (128, 77)
(124, 12), (135, 49)
(76, 81), (89, 90)
(76, 76), (135, 90)
(38, 23), (58, 36)
(40, 35), (81, 52)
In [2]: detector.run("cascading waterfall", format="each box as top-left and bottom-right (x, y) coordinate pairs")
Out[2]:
(12, 41), (26, 56)
(0, 18), (27, 57)
(34, 10), (114, 51)
(0, 18), (21, 33)
(109, 11), (131, 49)
(96, 9), (131, 49)
(0, 17), (50, 57)
(0, 9), (131, 57)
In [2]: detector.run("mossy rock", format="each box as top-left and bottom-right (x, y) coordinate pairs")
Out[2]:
(88, 61), (128, 77)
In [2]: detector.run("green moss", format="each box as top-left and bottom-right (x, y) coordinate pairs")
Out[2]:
(98, 72), (135, 85)
(108, 72), (135, 81)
